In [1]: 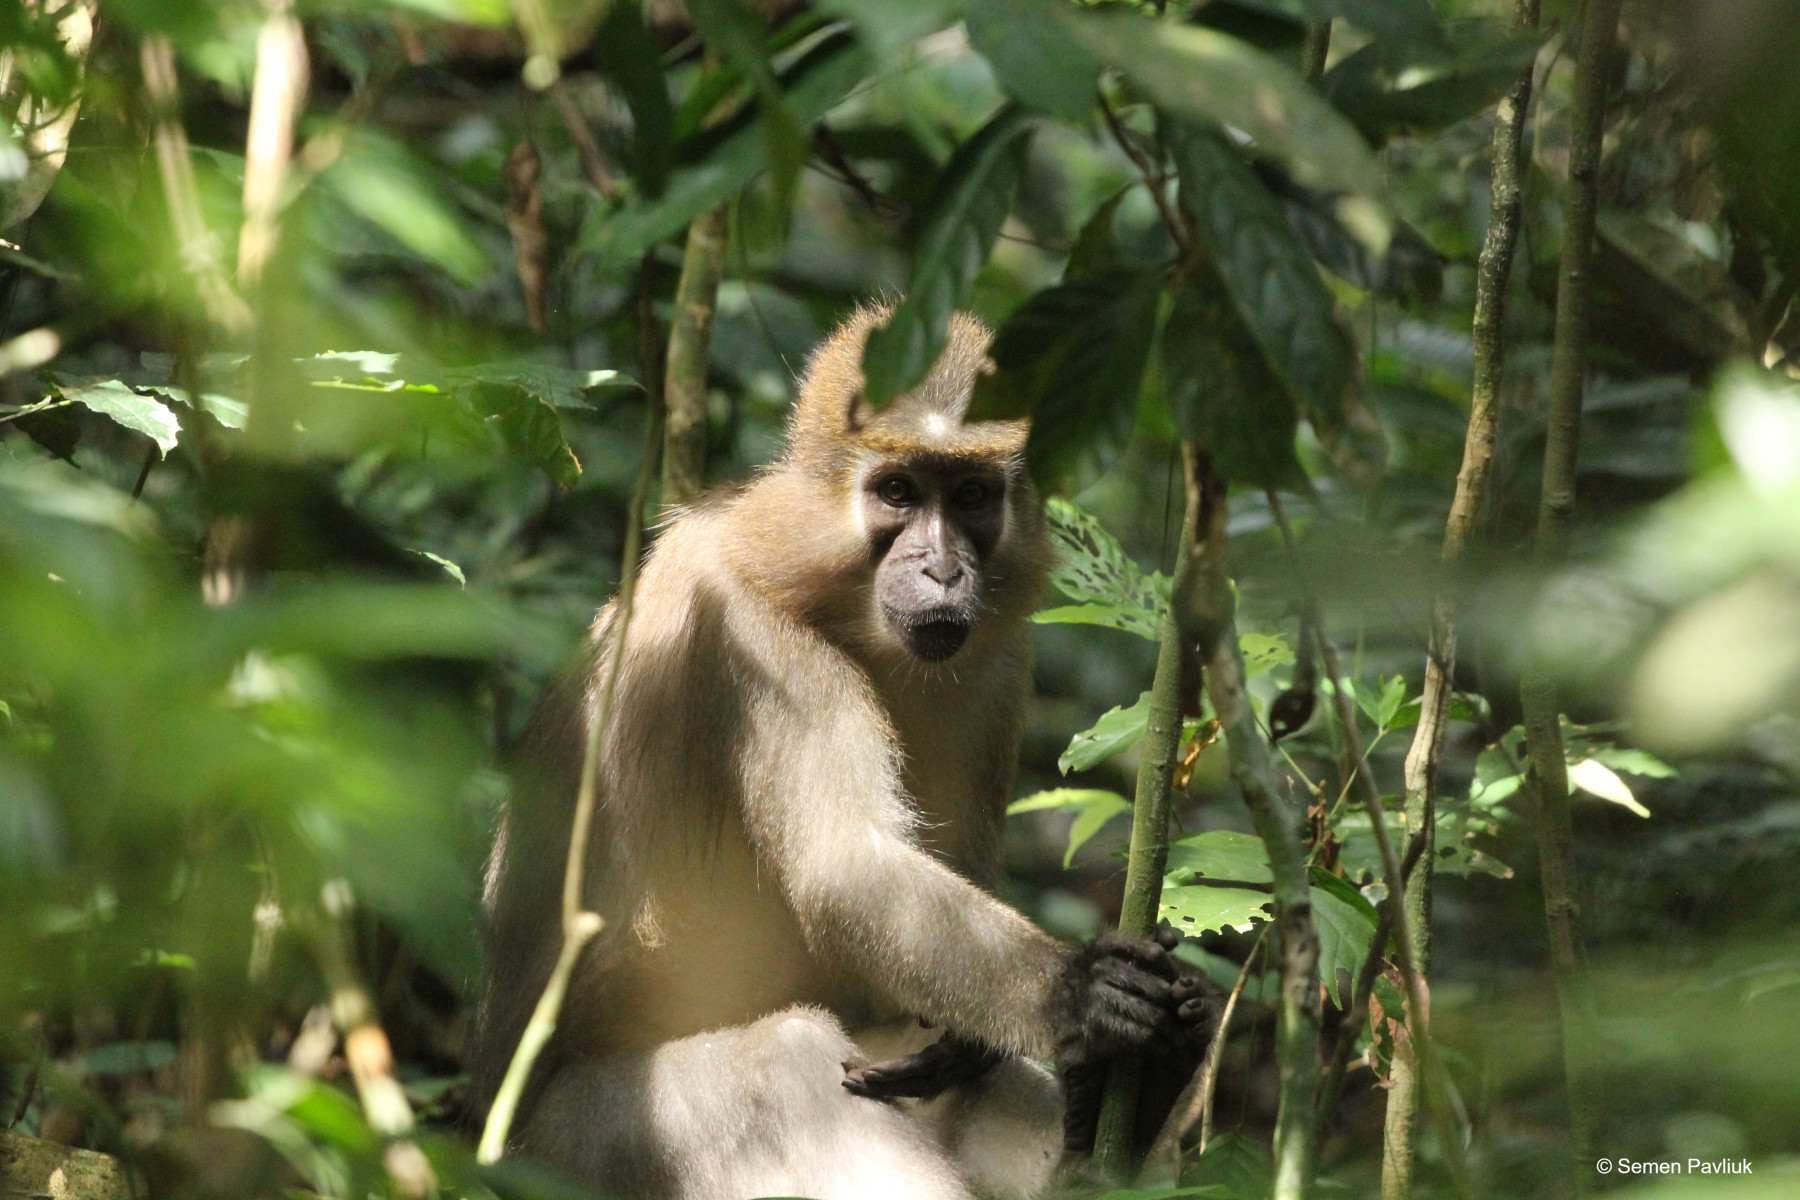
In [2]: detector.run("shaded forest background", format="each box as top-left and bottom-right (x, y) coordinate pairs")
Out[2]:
(2, 1), (1800, 1198)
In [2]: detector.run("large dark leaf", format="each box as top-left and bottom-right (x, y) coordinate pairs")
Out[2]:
(971, 267), (1164, 485)
(965, 0), (1101, 123)
(578, 32), (867, 266)
(1322, 27), (1542, 145)
(861, 106), (1035, 404)
(1062, 8), (1387, 217)
(593, 0), (673, 197)
(1167, 121), (1355, 432)
(1224, 0), (1447, 49)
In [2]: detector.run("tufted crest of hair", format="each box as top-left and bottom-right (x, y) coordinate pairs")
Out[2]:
(783, 306), (1025, 476)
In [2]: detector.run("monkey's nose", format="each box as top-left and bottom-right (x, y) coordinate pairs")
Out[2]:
(923, 562), (965, 588)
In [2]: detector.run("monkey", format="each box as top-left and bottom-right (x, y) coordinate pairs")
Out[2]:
(468, 308), (1214, 1200)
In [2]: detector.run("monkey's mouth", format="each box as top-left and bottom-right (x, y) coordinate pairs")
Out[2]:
(888, 609), (972, 662)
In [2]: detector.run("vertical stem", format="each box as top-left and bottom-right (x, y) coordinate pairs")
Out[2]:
(1188, 454), (1320, 1200)
(1521, 1), (1621, 1190)
(1388, 3), (1541, 1196)
(1092, 463), (1200, 1178)
(1300, 21), (1332, 80)
(661, 204), (729, 507)
(477, 265), (669, 1164)
(237, 0), (307, 290)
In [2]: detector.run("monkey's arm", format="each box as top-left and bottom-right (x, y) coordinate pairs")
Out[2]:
(733, 617), (1071, 1057)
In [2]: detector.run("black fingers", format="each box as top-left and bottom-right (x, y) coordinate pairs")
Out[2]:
(842, 1033), (1004, 1102)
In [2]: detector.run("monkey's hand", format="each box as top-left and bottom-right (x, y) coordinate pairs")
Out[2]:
(1054, 929), (1216, 1156)
(842, 1033), (1004, 1102)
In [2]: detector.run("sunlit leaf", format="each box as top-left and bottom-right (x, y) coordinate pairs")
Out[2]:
(1060, 691), (1151, 774)
(1160, 882), (1272, 936)
(862, 106), (1034, 404)
(1167, 830), (1274, 885)
(1568, 758), (1652, 818)
(1008, 788), (1133, 866)
(57, 380), (180, 453)
(1039, 497), (1170, 629)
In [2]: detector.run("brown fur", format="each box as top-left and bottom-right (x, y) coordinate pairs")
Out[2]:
(469, 309), (1064, 1199)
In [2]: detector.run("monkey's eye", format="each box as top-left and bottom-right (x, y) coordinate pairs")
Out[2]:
(876, 475), (920, 507)
(950, 479), (990, 508)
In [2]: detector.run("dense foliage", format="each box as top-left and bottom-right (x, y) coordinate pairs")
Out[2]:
(2, 1), (1799, 1198)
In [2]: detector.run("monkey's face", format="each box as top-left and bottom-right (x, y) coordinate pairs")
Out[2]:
(861, 459), (1008, 662)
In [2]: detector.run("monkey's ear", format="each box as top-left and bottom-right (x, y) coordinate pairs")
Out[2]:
(845, 388), (871, 433)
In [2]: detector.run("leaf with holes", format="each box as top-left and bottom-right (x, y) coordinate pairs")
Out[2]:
(1040, 497), (1170, 623)
(862, 107), (1035, 404)
(1166, 830), (1273, 886)
(1160, 883), (1272, 937)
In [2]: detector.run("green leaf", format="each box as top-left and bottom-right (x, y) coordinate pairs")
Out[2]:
(445, 361), (635, 410)
(1063, 9), (1389, 209)
(595, 0), (674, 196)
(1067, 187), (1130, 279)
(1168, 122), (1357, 432)
(1322, 29), (1542, 145)
(1224, 0), (1446, 49)
(1310, 866), (1378, 1008)
(325, 138), (488, 284)
(580, 32), (868, 265)
(412, 550), (466, 587)
(1040, 497), (1170, 629)
(1590, 745), (1678, 779)
(966, 0), (1101, 122)
(1010, 788), (1134, 867)
(1166, 830), (1273, 885)
(1060, 691), (1151, 774)
(1032, 603), (1162, 640)
(1160, 883), (1272, 937)
(58, 381), (180, 453)
(1162, 264), (1305, 488)
(973, 267), (1164, 485)
(861, 107), (1035, 404)
(1183, 1130), (1274, 1200)
(468, 384), (581, 488)
(688, 0), (809, 212)
(1239, 632), (1295, 680)
(818, 0), (962, 59)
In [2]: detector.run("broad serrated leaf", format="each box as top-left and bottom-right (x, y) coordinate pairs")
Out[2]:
(579, 33), (867, 265)
(1063, 9), (1388, 211)
(1162, 264), (1305, 488)
(59, 380), (180, 453)
(861, 107), (1035, 404)
(1183, 1130), (1274, 1200)
(1168, 122), (1357, 432)
(966, 0), (1101, 122)
(1041, 497), (1171, 618)
(1166, 829), (1273, 885)
(972, 267), (1164, 485)
(1310, 866), (1378, 1008)
(1060, 691), (1151, 774)
(594, 0), (674, 196)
